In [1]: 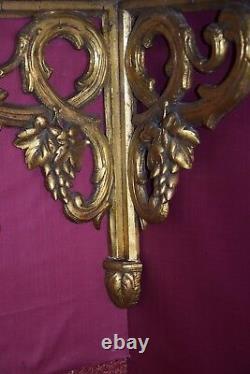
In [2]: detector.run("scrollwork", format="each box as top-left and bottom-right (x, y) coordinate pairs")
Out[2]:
(0, 12), (113, 227)
(126, 4), (250, 227)
(181, 3), (250, 128)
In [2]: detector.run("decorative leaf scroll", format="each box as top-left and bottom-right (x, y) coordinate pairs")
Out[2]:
(15, 116), (87, 204)
(126, 4), (250, 227)
(0, 12), (113, 227)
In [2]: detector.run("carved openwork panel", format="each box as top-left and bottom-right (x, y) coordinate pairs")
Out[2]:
(126, 2), (250, 227)
(0, 0), (249, 307)
(0, 10), (112, 228)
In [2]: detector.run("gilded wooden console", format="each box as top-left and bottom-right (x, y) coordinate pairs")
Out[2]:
(0, 0), (249, 307)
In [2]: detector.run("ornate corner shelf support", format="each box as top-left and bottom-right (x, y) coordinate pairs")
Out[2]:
(0, 0), (250, 307)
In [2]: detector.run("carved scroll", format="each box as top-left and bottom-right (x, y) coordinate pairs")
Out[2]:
(126, 3), (250, 228)
(0, 12), (113, 228)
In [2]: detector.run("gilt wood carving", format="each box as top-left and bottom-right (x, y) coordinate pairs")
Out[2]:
(0, 0), (249, 308)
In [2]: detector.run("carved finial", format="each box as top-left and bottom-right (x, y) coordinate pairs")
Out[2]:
(103, 259), (143, 308)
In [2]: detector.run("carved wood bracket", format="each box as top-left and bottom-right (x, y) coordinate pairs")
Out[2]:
(0, 0), (249, 307)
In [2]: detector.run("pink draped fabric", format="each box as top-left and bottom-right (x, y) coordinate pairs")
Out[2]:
(0, 18), (128, 374)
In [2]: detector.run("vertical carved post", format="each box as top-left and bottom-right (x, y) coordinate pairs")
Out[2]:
(103, 4), (142, 308)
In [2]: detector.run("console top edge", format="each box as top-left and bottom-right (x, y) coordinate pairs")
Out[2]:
(0, 0), (246, 14)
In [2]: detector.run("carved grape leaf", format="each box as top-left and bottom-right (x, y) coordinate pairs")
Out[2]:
(15, 116), (87, 203)
(15, 120), (57, 169)
(163, 112), (200, 169)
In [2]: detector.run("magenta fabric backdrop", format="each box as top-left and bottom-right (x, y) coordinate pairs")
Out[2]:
(128, 11), (250, 374)
(0, 19), (128, 374)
